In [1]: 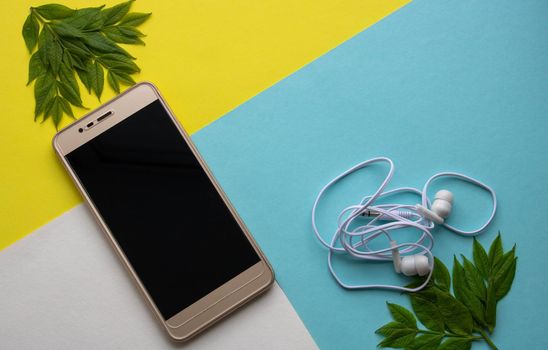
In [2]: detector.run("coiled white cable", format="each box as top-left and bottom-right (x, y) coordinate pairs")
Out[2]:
(311, 157), (497, 292)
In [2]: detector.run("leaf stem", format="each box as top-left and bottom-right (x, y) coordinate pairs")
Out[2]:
(30, 8), (46, 25)
(479, 329), (498, 350)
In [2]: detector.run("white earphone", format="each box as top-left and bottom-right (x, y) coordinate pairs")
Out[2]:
(417, 189), (453, 224)
(390, 241), (430, 276)
(311, 157), (496, 292)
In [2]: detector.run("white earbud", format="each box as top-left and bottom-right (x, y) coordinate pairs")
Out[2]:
(391, 241), (431, 277)
(416, 189), (453, 224)
(400, 255), (430, 276)
(432, 190), (453, 218)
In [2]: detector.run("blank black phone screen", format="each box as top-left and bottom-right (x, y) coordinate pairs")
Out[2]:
(66, 99), (260, 320)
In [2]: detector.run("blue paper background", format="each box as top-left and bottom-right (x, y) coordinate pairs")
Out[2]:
(194, 0), (548, 348)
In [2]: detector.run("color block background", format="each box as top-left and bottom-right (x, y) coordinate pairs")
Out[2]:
(0, 0), (408, 249)
(192, 0), (548, 348)
(2, 0), (548, 349)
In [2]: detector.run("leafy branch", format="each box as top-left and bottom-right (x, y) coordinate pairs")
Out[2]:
(22, 1), (151, 128)
(376, 233), (517, 350)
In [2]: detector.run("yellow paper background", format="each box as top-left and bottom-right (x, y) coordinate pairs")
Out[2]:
(0, 0), (409, 249)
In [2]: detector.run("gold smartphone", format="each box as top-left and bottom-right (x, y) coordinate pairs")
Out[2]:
(53, 82), (274, 341)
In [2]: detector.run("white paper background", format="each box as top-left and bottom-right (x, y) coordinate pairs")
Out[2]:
(0, 205), (317, 350)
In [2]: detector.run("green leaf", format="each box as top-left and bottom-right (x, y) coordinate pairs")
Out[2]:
(119, 12), (151, 27)
(64, 7), (98, 28)
(111, 70), (136, 86)
(438, 338), (472, 350)
(107, 70), (120, 94)
(491, 245), (517, 300)
(37, 29), (50, 68)
(435, 289), (473, 336)
(376, 322), (416, 337)
(376, 322), (417, 348)
(69, 55), (85, 70)
(493, 245), (515, 275)
(24, 2), (150, 126)
(49, 42), (63, 75)
(58, 79), (83, 108)
(51, 22), (83, 38)
(433, 257), (451, 292)
(410, 291), (444, 332)
(387, 303), (417, 329)
(45, 96), (63, 128)
(61, 37), (92, 59)
(34, 73), (56, 119)
(97, 53), (140, 73)
(488, 233), (503, 270)
(452, 256), (487, 328)
(119, 25), (145, 37)
(103, 26), (145, 45)
(66, 51), (86, 70)
(83, 32), (132, 56)
(62, 50), (73, 68)
(408, 334), (444, 350)
(461, 256), (486, 301)
(28, 52), (46, 85)
(494, 257), (517, 301)
(38, 28), (62, 74)
(463, 292), (486, 329)
(65, 7), (104, 30)
(58, 96), (74, 118)
(22, 13), (39, 52)
(76, 68), (91, 93)
(378, 332), (417, 348)
(102, 0), (133, 26)
(88, 60), (104, 99)
(485, 283), (497, 332)
(34, 4), (75, 20)
(59, 59), (79, 93)
(41, 95), (56, 123)
(473, 238), (490, 279)
(452, 257), (465, 298)
(372, 235), (516, 350)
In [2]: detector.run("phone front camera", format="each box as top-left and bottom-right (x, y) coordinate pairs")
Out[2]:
(78, 128), (83, 133)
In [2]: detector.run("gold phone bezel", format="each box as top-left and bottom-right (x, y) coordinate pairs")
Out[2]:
(53, 82), (274, 342)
